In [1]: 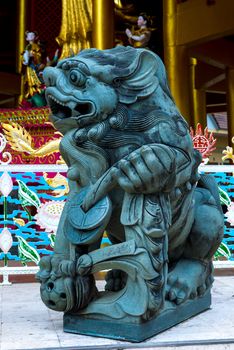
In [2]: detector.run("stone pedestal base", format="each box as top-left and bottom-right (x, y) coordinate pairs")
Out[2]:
(63, 291), (211, 342)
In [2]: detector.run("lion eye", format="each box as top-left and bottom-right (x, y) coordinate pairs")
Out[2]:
(69, 70), (86, 87)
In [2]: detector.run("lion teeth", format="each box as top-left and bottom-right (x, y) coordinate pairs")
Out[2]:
(48, 94), (66, 106)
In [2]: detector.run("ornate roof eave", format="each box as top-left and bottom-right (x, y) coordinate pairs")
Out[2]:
(0, 107), (51, 125)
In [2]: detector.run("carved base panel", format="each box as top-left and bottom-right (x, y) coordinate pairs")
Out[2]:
(63, 291), (211, 342)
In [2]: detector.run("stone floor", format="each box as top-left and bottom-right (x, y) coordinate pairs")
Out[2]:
(0, 277), (233, 350)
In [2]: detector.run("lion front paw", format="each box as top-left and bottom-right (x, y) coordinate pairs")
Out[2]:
(166, 259), (213, 305)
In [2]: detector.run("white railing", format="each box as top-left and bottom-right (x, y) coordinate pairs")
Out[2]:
(0, 266), (39, 285)
(199, 164), (234, 172)
(0, 164), (68, 173)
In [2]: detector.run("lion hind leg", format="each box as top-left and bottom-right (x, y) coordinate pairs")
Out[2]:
(167, 186), (223, 305)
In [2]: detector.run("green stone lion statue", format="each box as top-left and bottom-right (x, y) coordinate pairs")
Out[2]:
(36, 46), (224, 341)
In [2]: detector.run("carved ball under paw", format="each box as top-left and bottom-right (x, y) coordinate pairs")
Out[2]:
(105, 269), (127, 292)
(40, 276), (74, 312)
(40, 275), (97, 312)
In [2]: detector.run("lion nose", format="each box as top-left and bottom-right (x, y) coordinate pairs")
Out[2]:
(43, 67), (58, 87)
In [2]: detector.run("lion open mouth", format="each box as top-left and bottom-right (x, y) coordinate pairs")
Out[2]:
(47, 94), (95, 120)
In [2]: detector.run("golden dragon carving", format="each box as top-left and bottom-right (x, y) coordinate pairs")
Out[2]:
(2, 123), (64, 163)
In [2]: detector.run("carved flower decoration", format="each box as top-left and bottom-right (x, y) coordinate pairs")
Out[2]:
(225, 203), (234, 226)
(222, 137), (234, 163)
(0, 227), (13, 254)
(0, 171), (13, 197)
(35, 200), (65, 233)
(190, 123), (216, 165)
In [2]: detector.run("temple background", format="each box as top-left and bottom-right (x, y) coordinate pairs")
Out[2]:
(0, 0), (234, 162)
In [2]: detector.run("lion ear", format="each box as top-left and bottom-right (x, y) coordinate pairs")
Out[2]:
(117, 50), (159, 104)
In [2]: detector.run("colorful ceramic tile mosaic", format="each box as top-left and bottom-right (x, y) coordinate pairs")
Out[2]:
(0, 168), (110, 265)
